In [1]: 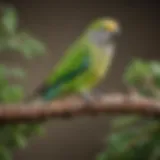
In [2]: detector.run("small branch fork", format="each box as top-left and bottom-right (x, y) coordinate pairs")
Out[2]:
(0, 93), (160, 124)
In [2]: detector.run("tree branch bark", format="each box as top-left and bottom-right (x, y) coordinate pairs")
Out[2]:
(0, 93), (160, 124)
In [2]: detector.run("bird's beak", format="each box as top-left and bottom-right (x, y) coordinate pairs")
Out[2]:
(104, 19), (121, 35)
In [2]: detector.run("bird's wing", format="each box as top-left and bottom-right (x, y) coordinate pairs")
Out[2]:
(32, 43), (91, 100)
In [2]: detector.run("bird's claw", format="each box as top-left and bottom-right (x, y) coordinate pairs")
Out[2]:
(80, 92), (99, 116)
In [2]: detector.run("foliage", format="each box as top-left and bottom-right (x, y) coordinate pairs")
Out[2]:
(0, 5), (45, 160)
(97, 59), (160, 160)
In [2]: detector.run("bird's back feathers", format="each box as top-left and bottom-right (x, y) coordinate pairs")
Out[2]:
(27, 42), (91, 101)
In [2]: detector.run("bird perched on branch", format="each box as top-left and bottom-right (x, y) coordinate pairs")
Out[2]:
(27, 18), (121, 102)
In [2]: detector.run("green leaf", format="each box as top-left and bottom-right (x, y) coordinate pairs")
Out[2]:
(0, 6), (46, 160)
(149, 145), (160, 160)
(111, 116), (142, 131)
(23, 123), (45, 136)
(0, 146), (12, 160)
(0, 65), (9, 91)
(14, 134), (27, 148)
(150, 61), (160, 89)
(99, 121), (160, 160)
(0, 65), (25, 79)
(0, 65), (8, 77)
(150, 61), (160, 76)
(1, 85), (24, 103)
(123, 59), (151, 86)
(8, 68), (26, 79)
(1, 6), (18, 35)
(17, 32), (45, 59)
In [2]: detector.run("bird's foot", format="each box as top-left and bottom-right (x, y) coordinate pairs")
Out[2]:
(80, 91), (99, 116)
(81, 92), (95, 103)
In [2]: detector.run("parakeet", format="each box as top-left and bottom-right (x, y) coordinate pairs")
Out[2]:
(28, 18), (121, 102)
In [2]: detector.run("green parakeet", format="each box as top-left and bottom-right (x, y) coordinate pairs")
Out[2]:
(28, 18), (121, 102)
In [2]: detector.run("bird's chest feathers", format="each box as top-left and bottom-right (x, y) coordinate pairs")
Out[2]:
(91, 46), (114, 78)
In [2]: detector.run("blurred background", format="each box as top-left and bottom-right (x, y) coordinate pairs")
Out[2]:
(0, 0), (159, 160)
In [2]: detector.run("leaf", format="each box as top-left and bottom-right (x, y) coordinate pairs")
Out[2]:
(0, 146), (12, 160)
(23, 123), (45, 136)
(111, 116), (142, 131)
(8, 68), (26, 79)
(1, 84), (24, 103)
(123, 59), (151, 86)
(0, 65), (9, 91)
(0, 65), (25, 79)
(14, 134), (27, 148)
(0, 6), (46, 160)
(0, 65), (8, 78)
(99, 121), (160, 160)
(1, 6), (18, 35)
(150, 61), (160, 76)
(7, 32), (46, 59)
(18, 32), (45, 59)
(150, 61), (160, 89)
(149, 145), (160, 160)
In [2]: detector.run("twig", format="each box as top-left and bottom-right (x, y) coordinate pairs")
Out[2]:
(0, 93), (160, 123)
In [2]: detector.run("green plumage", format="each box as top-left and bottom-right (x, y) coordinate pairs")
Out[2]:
(30, 18), (120, 101)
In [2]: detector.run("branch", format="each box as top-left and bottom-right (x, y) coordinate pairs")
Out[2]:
(0, 93), (160, 124)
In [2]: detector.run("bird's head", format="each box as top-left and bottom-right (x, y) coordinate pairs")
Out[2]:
(87, 18), (121, 47)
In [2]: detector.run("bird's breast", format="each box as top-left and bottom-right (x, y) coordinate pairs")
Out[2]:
(91, 47), (114, 79)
